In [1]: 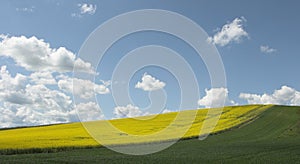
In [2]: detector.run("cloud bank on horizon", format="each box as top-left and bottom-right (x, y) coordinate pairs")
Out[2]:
(240, 86), (300, 106)
(0, 35), (109, 128)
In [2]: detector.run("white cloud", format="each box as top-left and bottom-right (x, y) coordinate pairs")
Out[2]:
(198, 88), (236, 108)
(0, 64), (111, 128)
(72, 3), (96, 17)
(74, 102), (104, 121)
(0, 65), (27, 91)
(135, 73), (166, 91)
(58, 77), (110, 99)
(71, 13), (82, 18)
(208, 17), (249, 46)
(0, 34), (8, 40)
(260, 45), (277, 54)
(30, 71), (56, 85)
(16, 6), (35, 13)
(100, 79), (111, 87)
(239, 85), (300, 106)
(79, 3), (97, 15)
(162, 109), (174, 114)
(113, 104), (144, 118)
(113, 104), (174, 118)
(1, 92), (32, 105)
(0, 35), (95, 74)
(0, 66), (77, 127)
(0, 33), (110, 128)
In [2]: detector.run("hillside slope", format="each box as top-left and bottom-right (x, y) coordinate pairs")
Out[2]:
(1, 105), (299, 163)
(0, 105), (270, 150)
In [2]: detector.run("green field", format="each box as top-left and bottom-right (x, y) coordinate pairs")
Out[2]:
(0, 105), (299, 163)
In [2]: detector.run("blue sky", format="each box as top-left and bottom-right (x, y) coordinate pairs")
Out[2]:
(0, 0), (300, 127)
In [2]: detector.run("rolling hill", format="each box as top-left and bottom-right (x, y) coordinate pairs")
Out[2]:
(0, 105), (299, 163)
(0, 105), (270, 150)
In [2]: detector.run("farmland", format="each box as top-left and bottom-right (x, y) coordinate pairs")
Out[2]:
(0, 105), (270, 150)
(1, 105), (300, 163)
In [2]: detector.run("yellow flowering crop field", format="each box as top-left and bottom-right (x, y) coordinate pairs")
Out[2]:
(0, 105), (272, 150)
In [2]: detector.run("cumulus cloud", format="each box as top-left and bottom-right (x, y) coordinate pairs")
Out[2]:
(16, 6), (35, 13)
(1, 91), (32, 105)
(0, 64), (110, 128)
(162, 109), (174, 114)
(0, 65), (28, 88)
(113, 104), (174, 118)
(239, 86), (300, 106)
(0, 34), (8, 40)
(208, 17), (248, 46)
(260, 45), (277, 54)
(198, 88), (236, 108)
(74, 102), (104, 121)
(58, 77), (110, 99)
(0, 66), (77, 127)
(30, 71), (56, 85)
(0, 35), (95, 74)
(57, 77), (110, 99)
(79, 3), (97, 15)
(113, 104), (144, 118)
(135, 73), (166, 91)
(72, 3), (96, 17)
(0, 34), (113, 128)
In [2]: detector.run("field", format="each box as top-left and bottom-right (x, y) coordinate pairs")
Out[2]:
(1, 105), (300, 163)
(0, 105), (270, 150)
